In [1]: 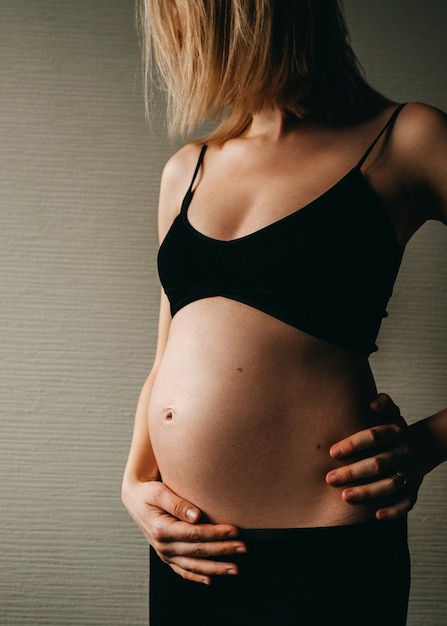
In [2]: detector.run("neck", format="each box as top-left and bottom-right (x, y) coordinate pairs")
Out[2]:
(246, 108), (302, 141)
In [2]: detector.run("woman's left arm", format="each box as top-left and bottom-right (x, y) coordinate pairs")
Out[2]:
(327, 103), (447, 519)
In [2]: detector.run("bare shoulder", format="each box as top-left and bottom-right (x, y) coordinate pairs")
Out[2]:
(394, 102), (446, 150)
(161, 142), (204, 191)
(393, 102), (447, 222)
(158, 142), (204, 241)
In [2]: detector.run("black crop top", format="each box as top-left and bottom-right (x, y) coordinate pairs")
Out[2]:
(158, 104), (406, 355)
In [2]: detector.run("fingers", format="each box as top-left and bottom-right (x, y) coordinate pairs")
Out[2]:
(326, 447), (407, 485)
(169, 556), (239, 586)
(375, 497), (416, 520)
(166, 552), (241, 582)
(340, 474), (415, 521)
(142, 482), (241, 543)
(150, 515), (245, 556)
(326, 400), (422, 522)
(160, 544), (243, 585)
(125, 479), (247, 582)
(164, 538), (246, 560)
(327, 468), (416, 521)
(146, 481), (243, 544)
(327, 459), (419, 521)
(152, 519), (247, 585)
(329, 423), (403, 459)
(346, 482), (414, 521)
(140, 483), (246, 582)
(338, 472), (408, 503)
(150, 517), (245, 583)
(149, 509), (241, 543)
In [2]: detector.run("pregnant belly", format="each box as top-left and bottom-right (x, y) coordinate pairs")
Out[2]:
(148, 299), (379, 528)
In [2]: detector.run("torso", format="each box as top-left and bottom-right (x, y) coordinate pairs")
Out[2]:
(148, 103), (432, 528)
(149, 298), (381, 527)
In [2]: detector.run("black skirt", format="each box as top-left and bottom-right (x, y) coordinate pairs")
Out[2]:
(149, 516), (410, 626)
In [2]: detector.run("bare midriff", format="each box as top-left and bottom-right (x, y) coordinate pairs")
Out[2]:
(148, 297), (382, 529)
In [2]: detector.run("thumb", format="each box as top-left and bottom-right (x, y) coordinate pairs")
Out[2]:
(146, 481), (202, 523)
(370, 393), (407, 426)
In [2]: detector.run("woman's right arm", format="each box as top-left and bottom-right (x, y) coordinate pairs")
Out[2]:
(121, 148), (247, 585)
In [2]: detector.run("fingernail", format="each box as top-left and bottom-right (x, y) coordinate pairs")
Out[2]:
(227, 568), (237, 575)
(343, 489), (356, 502)
(330, 446), (342, 458)
(186, 508), (199, 522)
(327, 473), (339, 485)
(236, 546), (247, 554)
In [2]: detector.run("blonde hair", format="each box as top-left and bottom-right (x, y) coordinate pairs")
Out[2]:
(139, 0), (384, 142)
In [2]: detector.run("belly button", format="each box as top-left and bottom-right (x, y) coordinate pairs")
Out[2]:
(164, 410), (174, 421)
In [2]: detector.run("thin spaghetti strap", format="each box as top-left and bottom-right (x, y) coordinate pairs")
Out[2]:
(357, 103), (407, 169)
(180, 144), (208, 215)
(187, 145), (208, 194)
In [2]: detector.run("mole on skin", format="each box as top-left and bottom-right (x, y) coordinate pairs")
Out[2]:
(237, 367), (244, 372)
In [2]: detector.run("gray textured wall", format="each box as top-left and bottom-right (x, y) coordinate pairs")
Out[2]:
(0, 1), (446, 624)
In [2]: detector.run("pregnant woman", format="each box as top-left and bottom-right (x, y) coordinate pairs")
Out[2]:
(122, 2), (447, 624)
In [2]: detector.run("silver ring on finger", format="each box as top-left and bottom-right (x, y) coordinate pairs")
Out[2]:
(395, 470), (407, 487)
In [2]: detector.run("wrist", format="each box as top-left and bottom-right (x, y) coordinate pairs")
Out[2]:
(122, 468), (160, 500)
(409, 409), (447, 475)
